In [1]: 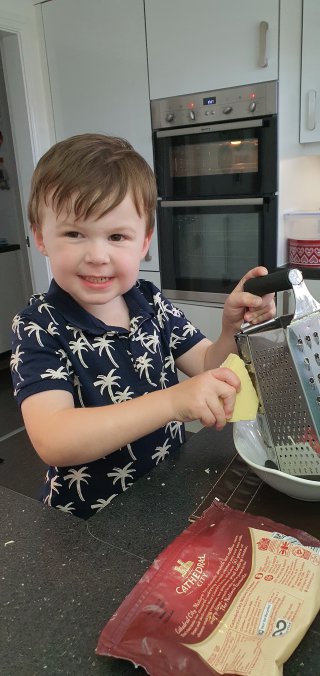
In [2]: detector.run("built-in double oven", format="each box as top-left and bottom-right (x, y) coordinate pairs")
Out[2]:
(151, 81), (278, 305)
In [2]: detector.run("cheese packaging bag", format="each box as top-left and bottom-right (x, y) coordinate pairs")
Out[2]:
(221, 353), (259, 422)
(96, 500), (320, 675)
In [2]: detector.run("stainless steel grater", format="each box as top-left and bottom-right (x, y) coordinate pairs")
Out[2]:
(235, 269), (320, 479)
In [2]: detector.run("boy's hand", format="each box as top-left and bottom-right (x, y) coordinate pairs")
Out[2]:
(171, 368), (241, 430)
(222, 266), (276, 334)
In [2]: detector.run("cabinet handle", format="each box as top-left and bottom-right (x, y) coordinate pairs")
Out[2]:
(307, 90), (316, 131)
(258, 20), (268, 68)
(144, 249), (152, 262)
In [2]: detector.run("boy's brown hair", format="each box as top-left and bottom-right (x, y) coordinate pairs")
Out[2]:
(28, 133), (157, 235)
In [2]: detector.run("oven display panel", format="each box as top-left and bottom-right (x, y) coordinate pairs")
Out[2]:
(203, 96), (217, 105)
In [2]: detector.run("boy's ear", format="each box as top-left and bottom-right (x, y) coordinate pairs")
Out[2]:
(33, 227), (47, 256)
(141, 231), (153, 260)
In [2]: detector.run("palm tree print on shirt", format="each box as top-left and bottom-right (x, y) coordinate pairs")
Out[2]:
(67, 326), (94, 350)
(107, 462), (136, 491)
(94, 369), (121, 402)
(47, 322), (60, 337)
(135, 352), (157, 386)
(166, 420), (184, 443)
(12, 314), (24, 340)
(113, 386), (134, 403)
(74, 374), (85, 407)
(10, 344), (24, 380)
(92, 335), (119, 367)
(151, 437), (171, 464)
(132, 327), (160, 354)
(38, 301), (59, 325)
(56, 502), (75, 514)
(69, 336), (92, 368)
(64, 467), (91, 501)
(91, 494), (118, 512)
(24, 321), (46, 347)
(44, 474), (62, 506)
(41, 366), (69, 380)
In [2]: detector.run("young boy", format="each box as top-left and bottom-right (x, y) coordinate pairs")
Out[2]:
(11, 134), (275, 519)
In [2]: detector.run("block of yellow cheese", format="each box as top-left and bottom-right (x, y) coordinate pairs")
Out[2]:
(220, 353), (259, 422)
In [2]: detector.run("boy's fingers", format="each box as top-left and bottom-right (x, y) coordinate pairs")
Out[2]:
(211, 367), (241, 392)
(209, 378), (238, 428)
(234, 266), (268, 293)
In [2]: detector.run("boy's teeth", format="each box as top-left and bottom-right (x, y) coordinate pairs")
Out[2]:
(85, 276), (109, 282)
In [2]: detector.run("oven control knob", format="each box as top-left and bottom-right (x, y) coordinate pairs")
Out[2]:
(223, 105), (233, 114)
(188, 110), (196, 120)
(249, 101), (257, 113)
(165, 112), (174, 123)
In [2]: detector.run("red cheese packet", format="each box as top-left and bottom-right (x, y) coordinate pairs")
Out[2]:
(96, 500), (320, 675)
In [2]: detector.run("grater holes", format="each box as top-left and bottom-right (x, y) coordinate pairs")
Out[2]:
(250, 340), (319, 458)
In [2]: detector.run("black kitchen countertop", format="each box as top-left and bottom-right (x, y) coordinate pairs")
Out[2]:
(1, 425), (320, 675)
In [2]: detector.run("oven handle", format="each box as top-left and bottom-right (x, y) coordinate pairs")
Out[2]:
(156, 119), (263, 138)
(160, 198), (264, 207)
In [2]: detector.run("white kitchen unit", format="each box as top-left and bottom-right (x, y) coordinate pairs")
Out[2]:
(0, 250), (26, 353)
(39, 0), (159, 274)
(145, 0), (279, 100)
(300, 0), (320, 143)
(172, 300), (223, 342)
(138, 269), (161, 288)
(173, 300), (224, 433)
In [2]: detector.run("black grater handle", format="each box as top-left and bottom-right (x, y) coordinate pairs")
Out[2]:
(243, 269), (298, 296)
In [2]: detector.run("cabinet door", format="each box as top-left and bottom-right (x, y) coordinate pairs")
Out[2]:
(300, 0), (320, 143)
(41, 0), (159, 271)
(145, 0), (279, 100)
(172, 300), (223, 342)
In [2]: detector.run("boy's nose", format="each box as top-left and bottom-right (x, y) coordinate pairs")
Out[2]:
(85, 242), (110, 264)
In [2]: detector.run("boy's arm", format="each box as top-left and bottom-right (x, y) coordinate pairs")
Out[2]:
(21, 388), (175, 467)
(177, 266), (276, 376)
(175, 336), (237, 376)
(21, 365), (240, 467)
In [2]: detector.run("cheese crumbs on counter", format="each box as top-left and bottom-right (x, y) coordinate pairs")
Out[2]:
(220, 353), (259, 422)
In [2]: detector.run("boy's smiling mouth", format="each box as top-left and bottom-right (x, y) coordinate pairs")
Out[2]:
(81, 275), (110, 282)
(79, 275), (113, 286)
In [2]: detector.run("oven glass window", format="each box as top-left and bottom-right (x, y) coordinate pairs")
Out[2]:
(155, 115), (277, 198)
(174, 212), (259, 284)
(157, 200), (278, 300)
(170, 139), (258, 178)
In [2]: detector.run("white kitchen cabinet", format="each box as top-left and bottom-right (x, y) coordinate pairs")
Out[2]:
(145, 0), (279, 100)
(40, 0), (159, 272)
(138, 269), (161, 288)
(172, 300), (224, 433)
(300, 0), (320, 143)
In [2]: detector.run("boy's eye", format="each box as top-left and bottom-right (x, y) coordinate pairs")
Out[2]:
(110, 233), (125, 242)
(65, 231), (82, 239)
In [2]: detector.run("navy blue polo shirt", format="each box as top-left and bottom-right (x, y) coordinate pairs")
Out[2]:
(11, 279), (205, 519)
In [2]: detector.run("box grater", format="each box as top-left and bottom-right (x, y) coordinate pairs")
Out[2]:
(235, 269), (320, 479)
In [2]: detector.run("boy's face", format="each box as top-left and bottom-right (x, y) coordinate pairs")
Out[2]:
(34, 193), (152, 317)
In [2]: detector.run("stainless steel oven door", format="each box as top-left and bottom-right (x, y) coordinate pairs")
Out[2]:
(158, 197), (277, 305)
(154, 117), (277, 200)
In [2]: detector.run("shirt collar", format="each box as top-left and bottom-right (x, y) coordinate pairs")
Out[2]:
(45, 279), (155, 336)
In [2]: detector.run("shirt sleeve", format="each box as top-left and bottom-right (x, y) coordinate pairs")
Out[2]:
(11, 311), (75, 406)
